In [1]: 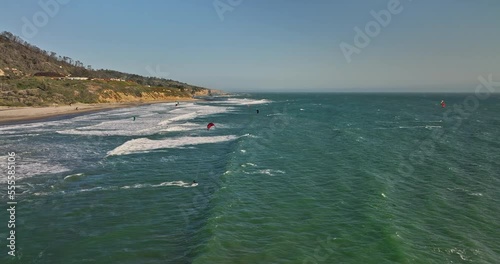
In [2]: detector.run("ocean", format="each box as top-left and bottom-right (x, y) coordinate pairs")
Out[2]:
(1, 93), (499, 263)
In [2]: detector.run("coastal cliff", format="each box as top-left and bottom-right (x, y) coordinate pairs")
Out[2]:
(0, 31), (219, 107)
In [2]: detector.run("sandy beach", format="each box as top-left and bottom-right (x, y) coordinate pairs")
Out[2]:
(0, 99), (194, 125)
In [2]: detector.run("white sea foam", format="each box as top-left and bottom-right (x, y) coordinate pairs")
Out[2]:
(63, 173), (85, 180)
(447, 187), (484, 197)
(57, 103), (229, 136)
(398, 126), (416, 129)
(22, 161), (69, 178)
(160, 124), (198, 132)
(81, 181), (198, 192)
(413, 120), (443, 123)
(259, 169), (285, 176)
(0, 158), (69, 184)
(0, 120), (71, 135)
(207, 98), (271, 105)
(240, 162), (258, 168)
(57, 118), (162, 136)
(158, 112), (198, 126)
(243, 168), (285, 176)
(151, 181), (197, 188)
(107, 135), (239, 156)
(80, 181), (200, 192)
(373, 125), (442, 130)
(35, 180), (198, 196)
(0, 122), (53, 131)
(172, 103), (231, 116)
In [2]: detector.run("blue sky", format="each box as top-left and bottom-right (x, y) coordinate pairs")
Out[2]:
(1, 0), (499, 92)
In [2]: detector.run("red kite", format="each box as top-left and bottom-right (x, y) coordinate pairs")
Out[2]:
(207, 122), (215, 130)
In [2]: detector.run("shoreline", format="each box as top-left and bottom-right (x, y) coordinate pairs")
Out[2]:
(0, 98), (195, 126)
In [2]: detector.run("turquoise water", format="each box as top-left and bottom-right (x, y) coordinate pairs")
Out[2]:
(1, 93), (499, 263)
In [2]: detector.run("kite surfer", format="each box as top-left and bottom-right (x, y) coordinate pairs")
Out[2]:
(207, 122), (215, 130)
(441, 100), (446, 108)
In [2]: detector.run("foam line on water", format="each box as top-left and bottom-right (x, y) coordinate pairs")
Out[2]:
(243, 169), (286, 176)
(0, 158), (69, 184)
(57, 104), (230, 136)
(158, 112), (198, 126)
(160, 123), (199, 132)
(33, 180), (198, 196)
(204, 98), (271, 105)
(151, 181), (198, 188)
(63, 173), (85, 180)
(107, 135), (239, 156)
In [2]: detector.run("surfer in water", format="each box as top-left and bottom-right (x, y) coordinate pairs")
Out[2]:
(256, 109), (259, 114)
(133, 116), (136, 121)
(441, 100), (446, 108)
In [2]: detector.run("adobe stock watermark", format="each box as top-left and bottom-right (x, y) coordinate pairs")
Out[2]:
(21, 0), (71, 39)
(340, 0), (410, 64)
(6, 152), (17, 257)
(145, 65), (170, 78)
(213, 0), (243, 21)
(365, 74), (500, 193)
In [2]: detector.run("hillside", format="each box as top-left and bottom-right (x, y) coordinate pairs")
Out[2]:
(0, 31), (219, 106)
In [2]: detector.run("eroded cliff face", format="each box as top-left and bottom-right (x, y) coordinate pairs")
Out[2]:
(191, 89), (226, 96)
(0, 76), (220, 107)
(97, 90), (193, 103)
(96, 88), (216, 103)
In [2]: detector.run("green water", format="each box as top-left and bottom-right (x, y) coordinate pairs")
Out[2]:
(1, 93), (499, 263)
